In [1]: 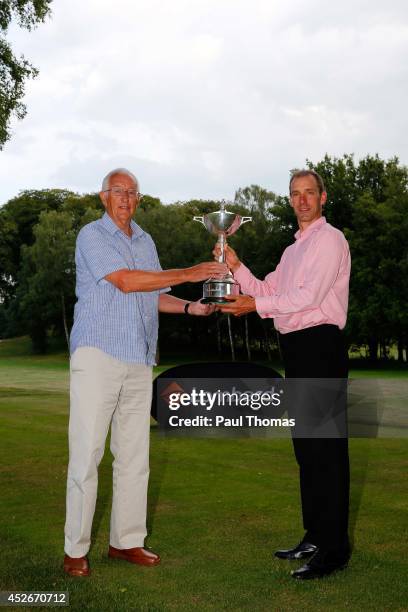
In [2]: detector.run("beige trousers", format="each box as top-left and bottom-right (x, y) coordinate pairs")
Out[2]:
(64, 347), (152, 557)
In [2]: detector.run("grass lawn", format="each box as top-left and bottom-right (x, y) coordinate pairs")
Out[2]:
(0, 338), (407, 611)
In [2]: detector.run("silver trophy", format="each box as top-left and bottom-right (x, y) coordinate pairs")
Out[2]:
(193, 200), (252, 303)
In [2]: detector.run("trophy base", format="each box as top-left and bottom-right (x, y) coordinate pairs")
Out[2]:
(200, 276), (240, 305)
(200, 297), (232, 304)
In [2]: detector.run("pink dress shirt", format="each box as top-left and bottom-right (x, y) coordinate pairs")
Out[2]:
(234, 217), (351, 334)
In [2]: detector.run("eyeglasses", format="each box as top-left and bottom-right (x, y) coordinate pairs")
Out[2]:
(104, 187), (142, 199)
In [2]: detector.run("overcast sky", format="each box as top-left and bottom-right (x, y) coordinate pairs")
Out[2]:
(1, 0), (407, 205)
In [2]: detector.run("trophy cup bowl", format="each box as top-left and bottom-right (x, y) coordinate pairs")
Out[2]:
(193, 201), (252, 304)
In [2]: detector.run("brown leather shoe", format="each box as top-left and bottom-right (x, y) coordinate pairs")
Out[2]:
(108, 545), (161, 566)
(63, 554), (90, 577)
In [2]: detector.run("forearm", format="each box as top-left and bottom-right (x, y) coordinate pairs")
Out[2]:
(106, 268), (189, 293)
(255, 276), (335, 316)
(158, 293), (188, 313)
(105, 261), (227, 293)
(234, 263), (277, 297)
(255, 288), (315, 316)
(255, 244), (346, 316)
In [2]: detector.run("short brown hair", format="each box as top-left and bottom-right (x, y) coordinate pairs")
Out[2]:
(289, 169), (325, 195)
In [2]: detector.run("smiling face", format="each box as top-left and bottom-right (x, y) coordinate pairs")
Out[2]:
(99, 172), (140, 233)
(289, 174), (327, 231)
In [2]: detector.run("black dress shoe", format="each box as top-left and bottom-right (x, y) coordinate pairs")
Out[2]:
(275, 540), (317, 561)
(291, 549), (349, 580)
(274, 540), (318, 560)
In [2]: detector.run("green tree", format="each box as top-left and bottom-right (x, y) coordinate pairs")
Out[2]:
(233, 185), (280, 277)
(0, 211), (17, 299)
(1, 191), (101, 346)
(375, 160), (408, 361)
(0, 0), (52, 148)
(0, 189), (75, 302)
(346, 191), (385, 359)
(306, 153), (357, 230)
(17, 210), (75, 350)
(306, 154), (408, 361)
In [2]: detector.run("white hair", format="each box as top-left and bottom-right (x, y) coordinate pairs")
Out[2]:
(101, 168), (139, 191)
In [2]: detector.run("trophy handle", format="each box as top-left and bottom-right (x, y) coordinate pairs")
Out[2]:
(193, 216), (205, 226)
(240, 216), (252, 225)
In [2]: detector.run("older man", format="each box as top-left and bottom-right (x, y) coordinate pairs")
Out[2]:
(217, 170), (351, 579)
(64, 168), (226, 577)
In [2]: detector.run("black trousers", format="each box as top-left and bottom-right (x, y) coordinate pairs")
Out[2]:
(279, 324), (350, 553)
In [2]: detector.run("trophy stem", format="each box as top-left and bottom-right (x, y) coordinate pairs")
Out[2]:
(217, 234), (226, 263)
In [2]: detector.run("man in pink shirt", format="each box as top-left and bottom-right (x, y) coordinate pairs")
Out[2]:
(217, 170), (351, 579)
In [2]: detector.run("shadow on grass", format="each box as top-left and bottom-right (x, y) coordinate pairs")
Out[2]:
(348, 380), (382, 551)
(349, 443), (370, 551)
(146, 428), (170, 539)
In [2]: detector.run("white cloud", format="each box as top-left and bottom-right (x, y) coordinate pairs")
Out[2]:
(1, 0), (408, 203)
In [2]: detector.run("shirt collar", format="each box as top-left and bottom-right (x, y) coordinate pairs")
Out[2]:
(101, 212), (144, 239)
(295, 216), (326, 241)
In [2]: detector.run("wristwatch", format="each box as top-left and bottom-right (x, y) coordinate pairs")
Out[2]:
(184, 302), (191, 314)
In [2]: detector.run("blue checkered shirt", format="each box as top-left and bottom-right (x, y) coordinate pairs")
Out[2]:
(70, 212), (169, 365)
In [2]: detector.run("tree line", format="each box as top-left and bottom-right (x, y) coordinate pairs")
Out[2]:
(0, 153), (407, 363)
(0, 0), (52, 149)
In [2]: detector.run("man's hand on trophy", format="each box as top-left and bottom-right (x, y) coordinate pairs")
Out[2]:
(212, 244), (241, 272)
(184, 261), (228, 282)
(188, 300), (216, 316)
(216, 295), (256, 317)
